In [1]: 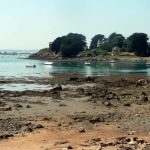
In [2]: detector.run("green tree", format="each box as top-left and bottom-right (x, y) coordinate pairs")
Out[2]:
(109, 32), (125, 49)
(90, 34), (105, 49)
(51, 37), (64, 54)
(127, 33), (149, 56)
(100, 38), (111, 52)
(61, 33), (86, 57)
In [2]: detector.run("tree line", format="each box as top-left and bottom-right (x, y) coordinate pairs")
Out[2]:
(50, 32), (150, 57)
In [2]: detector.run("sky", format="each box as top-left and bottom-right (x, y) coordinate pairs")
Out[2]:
(0, 0), (150, 50)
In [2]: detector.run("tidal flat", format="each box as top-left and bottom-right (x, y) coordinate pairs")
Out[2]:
(0, 74), (150, 149)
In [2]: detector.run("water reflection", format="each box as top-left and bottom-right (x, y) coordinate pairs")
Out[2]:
(84, 66), (92, 76)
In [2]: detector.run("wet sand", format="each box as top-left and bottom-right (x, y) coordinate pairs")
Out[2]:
(0, 74), (150, 149)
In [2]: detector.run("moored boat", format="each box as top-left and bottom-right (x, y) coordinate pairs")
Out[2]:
(109, 60), (116, 63)
(26, 64), (36, 68)
(44, 62), (53, 65)
(146, 62), (150, 65)
(84, 62), (90, 65)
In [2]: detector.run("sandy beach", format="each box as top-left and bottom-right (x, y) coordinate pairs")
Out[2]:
(0, 74), (149, 149)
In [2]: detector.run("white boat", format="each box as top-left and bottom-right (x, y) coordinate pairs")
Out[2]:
(146, 62), (150, 65)
(109, 60), (116, 63)
(44, 62), (53, 65)
(84, 62), (90, 65)
(26, 64), (36, 68)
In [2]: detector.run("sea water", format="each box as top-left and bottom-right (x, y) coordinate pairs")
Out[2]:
(0, 50), (149, 90)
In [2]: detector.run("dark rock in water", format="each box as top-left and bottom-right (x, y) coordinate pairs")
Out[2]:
(34, 124), (44, 129)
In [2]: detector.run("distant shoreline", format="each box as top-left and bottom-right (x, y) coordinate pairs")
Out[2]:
(28, 54), (150, 62)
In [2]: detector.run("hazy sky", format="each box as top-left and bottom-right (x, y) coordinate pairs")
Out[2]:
(0, 0), (150, 49)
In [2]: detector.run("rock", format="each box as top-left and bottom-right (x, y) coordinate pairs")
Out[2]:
(0, 107), (12, 111)
(88, 137), (101, 143)
(0, 134), (14, 140)
(14, 104), (23, 108)
(79, 127), (85, 133)
(59, 103), (67, 107)
(54, 140), (69, 145)
(124, 103), (131, 107)
(115, 137), (131, 145)
(101, 142), (114, 147)
(141, 96), (149, 103)
(120, 146), (134, 150)
(104, 101), (111, 106)
(128, 131), (136, 135)
(20, 126), (33, 133)
(26, 105), (31, 108)
(67, 145), (73, 149)
(43, 117), (50, 121)
(76, 87), (85, 94)
(89, 116), (104, 123)
(25, 122), (32, 126)
(136, 79), (146, 86)
(70, 77), (79, 81)
(85, 76), (95, 82)
(51, 85), (62, 92)
(133, 137), (145, 144)
(142, 92), (147, 96)
(34, 124), (44, 129)
(143, 143), (150, 150)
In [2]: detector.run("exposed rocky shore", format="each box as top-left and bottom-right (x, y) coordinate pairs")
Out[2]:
(0, 74), (150, 149)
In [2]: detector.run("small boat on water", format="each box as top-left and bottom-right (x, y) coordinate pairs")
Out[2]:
(109, 60), (116, 63)
(84, 62), (90, 65)
(26, 64), (36, 68)
(146, 62), (150, 65)
(44, 62), (53, 65)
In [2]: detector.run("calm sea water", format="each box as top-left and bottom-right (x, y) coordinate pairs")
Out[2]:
(0, 50), (149, 78)
(0, 50), (149, 91)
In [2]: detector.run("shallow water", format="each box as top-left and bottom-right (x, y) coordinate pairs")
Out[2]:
(0, 53), (149, 78)
(0, 50), (150, 90)
(0, 83), (51, 91)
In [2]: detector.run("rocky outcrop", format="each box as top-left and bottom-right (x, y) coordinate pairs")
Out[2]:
(29, 48), (60, 60)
